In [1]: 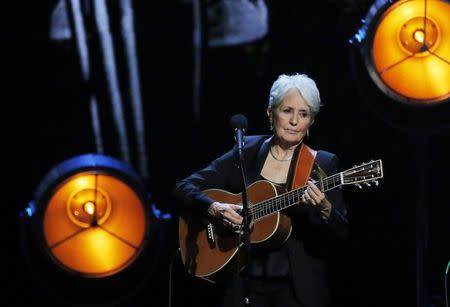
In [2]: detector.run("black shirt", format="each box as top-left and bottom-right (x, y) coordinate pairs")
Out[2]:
(248, 175), (291, 278)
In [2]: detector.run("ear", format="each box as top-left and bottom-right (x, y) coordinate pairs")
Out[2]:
(266, 107), (272, 119)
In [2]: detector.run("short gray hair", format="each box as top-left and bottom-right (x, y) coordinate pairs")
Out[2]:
(268, 73), (322, 117)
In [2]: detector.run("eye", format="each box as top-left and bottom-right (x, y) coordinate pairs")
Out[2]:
(299, 111), (310, 118)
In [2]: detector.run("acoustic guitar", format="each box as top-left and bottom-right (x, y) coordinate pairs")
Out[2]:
(179, 159), (383, 282)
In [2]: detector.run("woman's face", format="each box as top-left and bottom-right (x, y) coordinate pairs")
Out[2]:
(268, 90), (314, 147)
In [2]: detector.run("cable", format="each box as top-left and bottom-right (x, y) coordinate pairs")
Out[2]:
(445, 259), (449, 307)
(168, 248), (181, 307)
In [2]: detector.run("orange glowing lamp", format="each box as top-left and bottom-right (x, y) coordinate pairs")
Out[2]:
(364, 0), (450, 104)
(30, 154), (151, 278)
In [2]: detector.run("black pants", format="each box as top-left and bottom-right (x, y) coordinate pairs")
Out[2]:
(221, 277), (304, 307)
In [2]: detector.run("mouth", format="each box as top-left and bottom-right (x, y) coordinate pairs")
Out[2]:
(285, 129), (299, 134)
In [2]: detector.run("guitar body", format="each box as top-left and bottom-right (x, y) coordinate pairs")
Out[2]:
(178, 180), (292, 282)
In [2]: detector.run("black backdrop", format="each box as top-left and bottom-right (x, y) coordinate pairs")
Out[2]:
(8, 1), (450, 307)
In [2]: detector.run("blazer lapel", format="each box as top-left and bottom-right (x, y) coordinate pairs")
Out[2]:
(252, 135), (272, 182)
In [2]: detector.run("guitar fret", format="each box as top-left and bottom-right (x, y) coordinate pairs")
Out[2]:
(280, 196), (286, 210)
(251, 160), (383, 220)
(290, 193), (295, 206)
(254, 180), (338, 220)
(321, 175), (341, 192)
(294, 191), (300, 204)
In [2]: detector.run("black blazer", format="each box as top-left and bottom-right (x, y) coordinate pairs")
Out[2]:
(173, 135), (349, 307)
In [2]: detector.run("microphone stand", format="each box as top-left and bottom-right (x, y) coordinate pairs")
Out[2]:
(236, 145), (251, 306)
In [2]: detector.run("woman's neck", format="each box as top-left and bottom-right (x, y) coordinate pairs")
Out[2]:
(271, 136), (303, 152)
(270, 137), (302, 161)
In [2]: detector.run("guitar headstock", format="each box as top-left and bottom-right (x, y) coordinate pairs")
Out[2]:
(342, 159), (383, 189)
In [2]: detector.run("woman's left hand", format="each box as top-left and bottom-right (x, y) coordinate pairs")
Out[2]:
(302, 180), (332, 219)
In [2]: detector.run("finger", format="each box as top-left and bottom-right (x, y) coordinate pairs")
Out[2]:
(229, 215), (243, 224)
(307, 179), (317, 187)
(307, 188), (320, 200)
(217, 203), (229, 210)
(223, 219), (241, 233)
(307, 181), (321, 194)
(305, 189), (319, 206)
(229, 206), (243, 216)
(222, 210), (242, 224)
(307, 183), (324, 201)
(302, 190), (311, 203)
(223, 208), (238, 218)
(221, 211), (232, 224)
(230, 210), (243, 220)
(223, 204), (242, 216)
(215, 203), (229, 217)
(305, 189), (314, 201)
(305, 190), (313, 202)
(230, 204), (243, 213)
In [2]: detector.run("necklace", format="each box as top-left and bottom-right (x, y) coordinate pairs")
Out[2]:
(269, 146), (292, 162)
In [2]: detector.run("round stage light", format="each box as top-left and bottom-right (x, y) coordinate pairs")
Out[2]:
(18, 154), (173, 306)
(19, 153), (157, 305)
(28, 154), (151, 278)
(42, 172), (148, 277)
(357, 0), (450, 105)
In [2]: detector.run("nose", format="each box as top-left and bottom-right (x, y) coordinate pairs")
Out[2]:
(290, 114), (298, 125)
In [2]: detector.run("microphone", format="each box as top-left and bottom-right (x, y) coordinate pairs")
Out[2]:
(230, 114), (248, 152)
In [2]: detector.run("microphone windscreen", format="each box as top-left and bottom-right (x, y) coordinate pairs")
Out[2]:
(230, 114), (248, 131)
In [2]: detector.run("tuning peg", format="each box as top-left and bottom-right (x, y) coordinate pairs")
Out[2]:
(356, 184), (362, 189)
(374, 180), (379, 186)
(364, 182), (371, 187)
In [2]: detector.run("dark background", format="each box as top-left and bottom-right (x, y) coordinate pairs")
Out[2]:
(8, 1), (450, 307)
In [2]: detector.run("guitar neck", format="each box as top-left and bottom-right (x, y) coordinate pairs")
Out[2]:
(251, 173), (343, 221)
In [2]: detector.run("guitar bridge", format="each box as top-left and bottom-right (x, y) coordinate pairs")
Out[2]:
(206, 223), (216, 248)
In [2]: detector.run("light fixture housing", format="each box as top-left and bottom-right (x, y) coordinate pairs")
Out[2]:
(349, 0), (450, 132)
(352, 0), (450, 106)
(20, 153), (154, 304)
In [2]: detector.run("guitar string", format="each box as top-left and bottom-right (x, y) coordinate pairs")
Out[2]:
(252, 185), (308, 220)
(249, 172), (344, 220)
(252, 180), (321, 219)
(255, 170), (366, 217)
(252, 188), (303, 221)
(248, 160), (380, 219)
(251, 169), (378, 219)
(250, 178), (325, 219)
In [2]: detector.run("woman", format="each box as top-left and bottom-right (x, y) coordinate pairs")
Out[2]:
(173, 73), (349, 307)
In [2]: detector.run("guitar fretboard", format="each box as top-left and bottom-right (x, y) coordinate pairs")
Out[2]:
(251, 173), (343, 221)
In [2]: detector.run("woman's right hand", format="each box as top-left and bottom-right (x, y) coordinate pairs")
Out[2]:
(207, 202), (243, 232)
